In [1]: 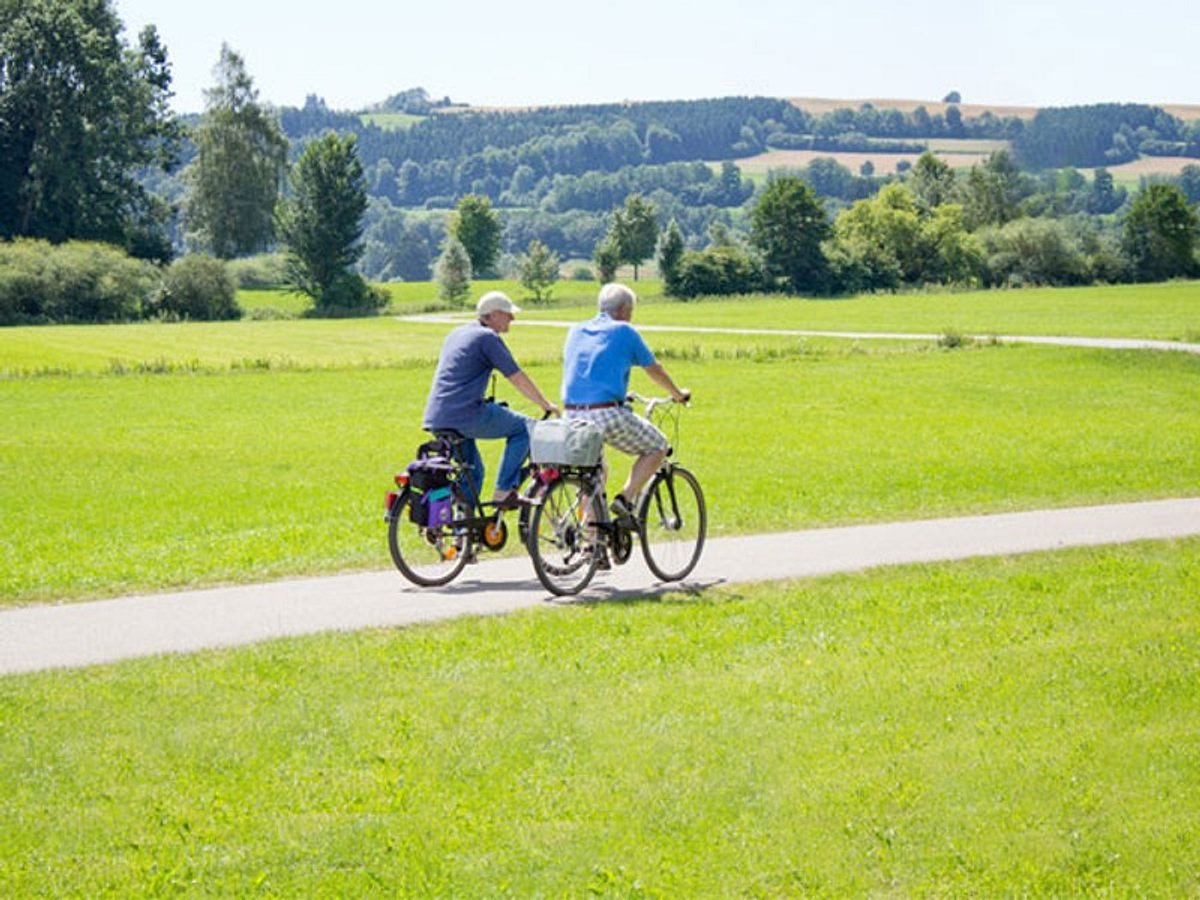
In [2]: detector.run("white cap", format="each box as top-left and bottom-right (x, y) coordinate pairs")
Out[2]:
(476, 291), (521, 316)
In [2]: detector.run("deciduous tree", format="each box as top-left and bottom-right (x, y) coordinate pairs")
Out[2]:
(183, 44), (288, 259)
(451, 194), (501, 277)
(1121, 183), (1199, 281)
(0, 0), (180, 255)
(608, 194), (658, 280)
(749, 175), (830, 293)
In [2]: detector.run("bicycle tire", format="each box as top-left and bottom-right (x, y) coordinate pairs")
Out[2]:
(387, 489), (471, 587)
(638, 465), (706, 582)
(528, 475), (602, 596)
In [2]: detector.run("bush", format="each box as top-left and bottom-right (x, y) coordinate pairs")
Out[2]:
(226, 253), (288, 288)
(979, 218), (1091, 287)
(150, 255), (240, 321)
(309, 273), (387, 318)
(0, 240), (157, 324)
(673, 245), (764, 299)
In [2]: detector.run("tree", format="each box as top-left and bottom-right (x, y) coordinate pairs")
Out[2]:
(909, 151), (956, 210)
(656, 219), (685, 296)
(943, 90), (962, 103)
(749, 175), (830, 293)
(593, 236), (621, 283)
(451, 194), (502, 277)
(608, 193), (658, 280)
(962, 150), (1028, 229)
(276, 132), (380, 314)
(183, 44), (288, 259)
(435, 237), (472, 305)
(0, 0), (180, 255)
(517, 239), (560, 304)
(1121, 183), (1199, 282)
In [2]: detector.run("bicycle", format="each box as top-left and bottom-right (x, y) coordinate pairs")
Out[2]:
(525, 393), (706, 596)
(384, 430), (534, 587)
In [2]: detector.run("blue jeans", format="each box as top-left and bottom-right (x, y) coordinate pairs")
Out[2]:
(456, 403), (533, 502)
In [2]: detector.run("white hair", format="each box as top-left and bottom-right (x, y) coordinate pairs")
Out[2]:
(597, 282), (636, 315)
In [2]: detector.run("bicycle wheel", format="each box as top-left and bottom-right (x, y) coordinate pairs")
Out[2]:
(387, 490), (471, 587)
(528, 475), (602, 596)
(639, 465), (706, 582)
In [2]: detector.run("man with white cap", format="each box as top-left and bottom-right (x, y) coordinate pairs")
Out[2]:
(423, 291), (559, 509)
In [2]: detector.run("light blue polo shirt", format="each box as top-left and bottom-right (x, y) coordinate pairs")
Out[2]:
(561, 313), (656, 405)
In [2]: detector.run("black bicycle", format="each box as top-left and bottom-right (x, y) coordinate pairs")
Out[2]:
(526, 394), (706, 596)
(384, 431), (531, 586)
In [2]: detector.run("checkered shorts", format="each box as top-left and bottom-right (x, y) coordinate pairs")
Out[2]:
(565, 405), (668, 456)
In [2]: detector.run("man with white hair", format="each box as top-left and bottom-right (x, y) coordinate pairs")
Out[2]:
(561, 282), (690, 527)
(423, 291), (558, 509)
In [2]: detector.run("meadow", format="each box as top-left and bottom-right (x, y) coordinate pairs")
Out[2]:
(3, 282), (1199, 894)
(1, 539), (1196, 894)
(3, 290), (1199, 605)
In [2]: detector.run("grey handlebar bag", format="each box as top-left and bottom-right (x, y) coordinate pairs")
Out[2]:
(529, 417), (604, 466)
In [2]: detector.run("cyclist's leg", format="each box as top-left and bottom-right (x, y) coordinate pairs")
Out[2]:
(470, 403), (533, 497)
(458, 438), (485, 507)
(600, 409), (669, 505)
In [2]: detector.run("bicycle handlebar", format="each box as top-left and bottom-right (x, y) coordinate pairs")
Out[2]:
(627, 391), (691, 416)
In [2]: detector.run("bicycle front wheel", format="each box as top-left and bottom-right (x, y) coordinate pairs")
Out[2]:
(639, 466), (706, 582)
(528, 475), (602, 596)
(387, 490), (471, 587)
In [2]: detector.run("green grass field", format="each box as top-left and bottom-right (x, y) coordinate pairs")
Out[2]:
(4, 281), (1200, 894)
(3, 331), (1198, 605)
(522, 280), (1200, 343)
(2, 540), (1196, 894)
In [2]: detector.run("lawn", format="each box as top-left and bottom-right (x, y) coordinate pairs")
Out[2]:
(521, 280), (1200, 343)
(1, 539), (1196, 894)
(236, 278), (666, 319)
(3, 336), (1198, 606)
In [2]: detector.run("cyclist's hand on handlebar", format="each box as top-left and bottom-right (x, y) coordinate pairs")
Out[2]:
(672, 388), (691, 405)
(542, 403), (561, 418)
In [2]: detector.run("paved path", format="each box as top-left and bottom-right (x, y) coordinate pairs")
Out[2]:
(3, 498), (1198, 676)
(401, 314), (1200, 355)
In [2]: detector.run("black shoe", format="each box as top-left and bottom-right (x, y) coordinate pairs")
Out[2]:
(610, 494), (637, 530)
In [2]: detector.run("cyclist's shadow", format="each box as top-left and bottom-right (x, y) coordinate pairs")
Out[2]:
(405, 576), (727, 604)
(544, 577), (727, 606)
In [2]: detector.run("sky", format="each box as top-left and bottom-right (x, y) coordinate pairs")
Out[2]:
(113, 0), (1200, 115)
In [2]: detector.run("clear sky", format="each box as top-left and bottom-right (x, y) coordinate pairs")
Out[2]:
(113, 0), (1199, 114)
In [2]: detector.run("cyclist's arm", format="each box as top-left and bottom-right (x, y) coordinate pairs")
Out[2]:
(642, 363), (690, 404)
(507, 370), (560, 415)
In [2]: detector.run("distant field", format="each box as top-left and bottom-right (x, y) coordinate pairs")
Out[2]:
(1094, 155), (1200, 179)
(357, 112), (425, 130)
(736, 147), (989, 176)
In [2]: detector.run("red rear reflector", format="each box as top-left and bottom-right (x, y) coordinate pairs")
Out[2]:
(385, 490), (398, 510)
(395, 473), (409, 487)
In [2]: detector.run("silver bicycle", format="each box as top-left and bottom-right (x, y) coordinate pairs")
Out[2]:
(525, 393), (707, 596)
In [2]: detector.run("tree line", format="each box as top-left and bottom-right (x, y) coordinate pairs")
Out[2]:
(2, 0), (1198, 325)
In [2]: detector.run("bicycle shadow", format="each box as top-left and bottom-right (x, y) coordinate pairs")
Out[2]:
(546, 576), (727, 606)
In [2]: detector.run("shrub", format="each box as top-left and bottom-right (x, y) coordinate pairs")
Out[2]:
(674, 245), (764, 299)
(226, 253), (288, 288)
(0, 240), (157, 324)
(979, 218), (1091, 287)
(309, 273), (387, 318)
(150, 255), (240, 321)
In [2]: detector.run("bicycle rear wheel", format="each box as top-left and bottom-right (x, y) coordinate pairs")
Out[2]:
(387, 490), (471, 587)
(528, 475), (602, 596)
(639, 465), (706, 582)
